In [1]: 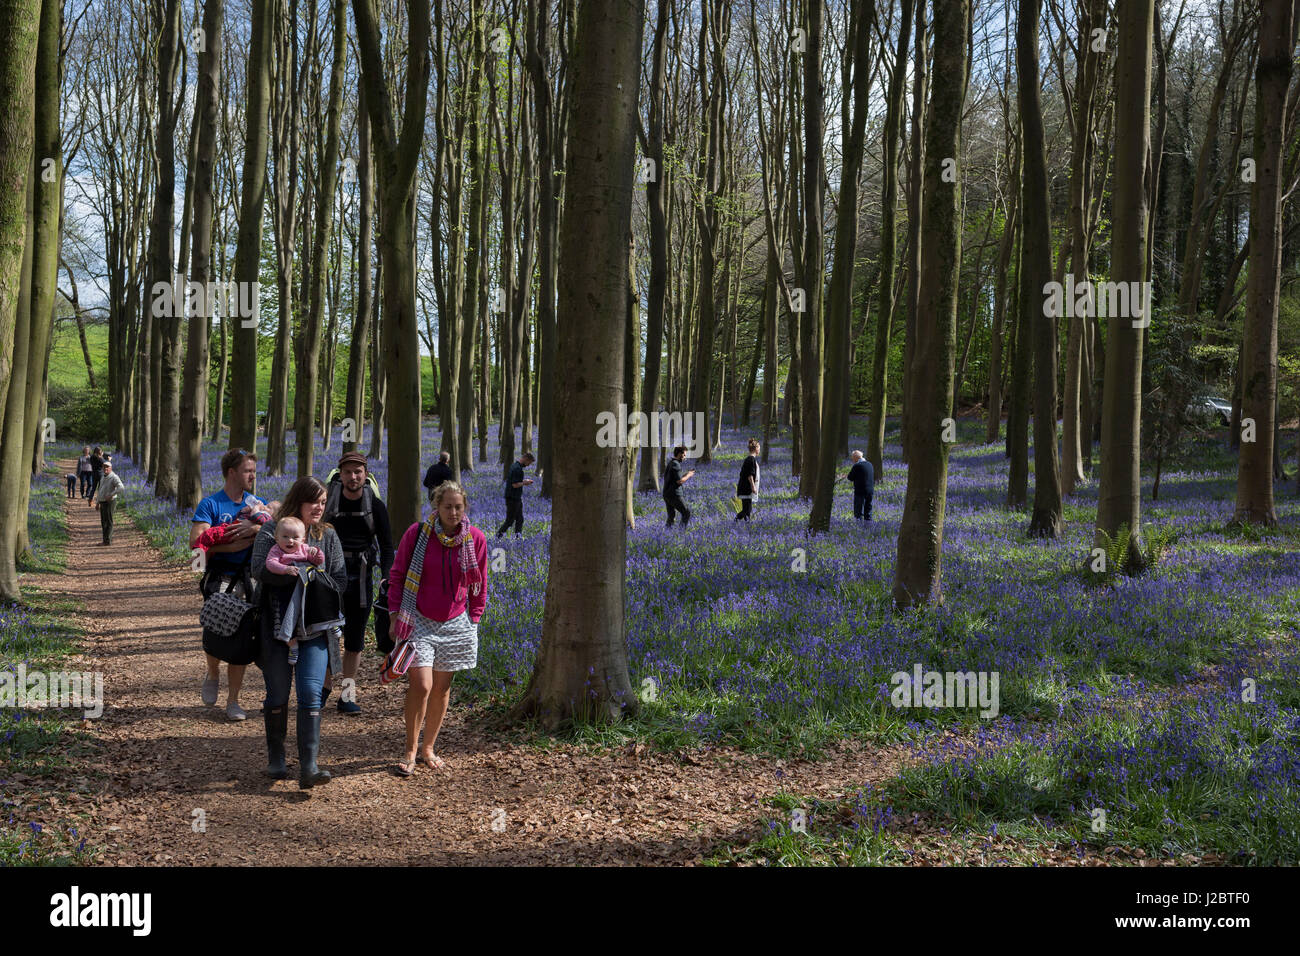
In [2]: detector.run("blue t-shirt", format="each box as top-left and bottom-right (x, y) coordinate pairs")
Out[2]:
(193, 489), (263, 568)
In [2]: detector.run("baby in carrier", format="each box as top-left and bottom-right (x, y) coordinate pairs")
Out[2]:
(264, 517), (325, 664)
(195, 501), (278, 552)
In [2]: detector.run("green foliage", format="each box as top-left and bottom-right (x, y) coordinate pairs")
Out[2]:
(46, 384), (109, 441)
(1087, 523), (1178, 582)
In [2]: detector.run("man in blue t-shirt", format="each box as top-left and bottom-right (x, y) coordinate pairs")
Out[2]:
(845, 449), (874, 522)
(190, 448), (264, 720)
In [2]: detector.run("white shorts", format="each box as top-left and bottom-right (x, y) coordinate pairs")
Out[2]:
(408, 609), (478, 672)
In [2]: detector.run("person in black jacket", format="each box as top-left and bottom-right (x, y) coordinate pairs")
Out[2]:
(88, 446), (104, 505)
(422, 451), (455, 501)
(497, 452), (535, 537)
(844, 450), (874, 521)
(735, 438), (760, 521)
(663, 445), (695, 527)
(322, 451), (394, 716)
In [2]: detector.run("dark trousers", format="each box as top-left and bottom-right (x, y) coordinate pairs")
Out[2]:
(665, 493), (690, 527)
(734, 497), (753, 521)
(66, 475), (76, 497)
(853, 491), (873, 521)
(260, 632), (329, 712)
(497, 497), (524, 536)
(79, 472), (92, 497)
(341, 588), (372, 653)
(89, 472), (101, 502)
(99, 498), (115, 544)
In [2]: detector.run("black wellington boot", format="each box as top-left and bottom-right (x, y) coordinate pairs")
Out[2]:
(297, 709), (332, 789)
(263, 706), (290, 779)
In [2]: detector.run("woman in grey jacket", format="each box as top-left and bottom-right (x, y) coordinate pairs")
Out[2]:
(250, 476), (347, 788)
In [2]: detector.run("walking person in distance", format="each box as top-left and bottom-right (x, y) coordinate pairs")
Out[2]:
(496, 451), (535, 537)
(422, 451), (455, 502)
(92, 459), (125, 545)
(663, 445), (695, 527)
(735, 438), (760, 521)
(845, 450), (874, 522)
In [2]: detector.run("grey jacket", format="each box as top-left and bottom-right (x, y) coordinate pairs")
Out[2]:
(250, 520), (347, 642)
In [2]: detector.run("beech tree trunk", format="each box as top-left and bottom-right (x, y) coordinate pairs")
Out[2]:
(867, 0), (912, 478)
(811, 0), (873, 531)
(228, 0), (272, 453)
(1233, 0), (1294, 526)
(510, 0), (644, 729)
(893, 0), (968, 609)
(1095, 0), (1154, 569)
(353, 0), (430, 535)
(178, 0), (224, 513)
(1020, 0), (1062, 537)
(295, 0), (345, 478)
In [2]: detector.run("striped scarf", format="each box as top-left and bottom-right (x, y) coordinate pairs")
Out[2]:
(392, 514), (480, 643)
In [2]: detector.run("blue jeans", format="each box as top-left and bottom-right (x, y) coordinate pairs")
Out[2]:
(853, 491), (872, 521)
(261, 632), (329, 712)
(78, 472), (92, 497)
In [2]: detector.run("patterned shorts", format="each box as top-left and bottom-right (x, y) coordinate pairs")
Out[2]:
(408, 610), (478, 672)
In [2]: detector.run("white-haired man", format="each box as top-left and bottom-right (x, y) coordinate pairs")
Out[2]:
(845, 450), (874, 522)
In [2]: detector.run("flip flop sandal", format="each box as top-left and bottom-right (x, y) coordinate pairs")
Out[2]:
(395, 758), (416, 777)
(418, 754), (444, 770)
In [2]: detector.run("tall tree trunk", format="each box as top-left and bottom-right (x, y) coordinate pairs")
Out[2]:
(353, 0), (431, 535)
(899, 0), (926, 464)
(0, 1), (40, 475)
(178, 0), (224, 513)
(343, 83), (373, 453)
(210, 311), (227, 442)
(1006, 228), (1031, 504)
(797, 0), (824, 496)
(1095, 0), (1155, 569)
(625, 235), (640, 527)
(16, 0), (60, 552)
(510, 0), (644, 729)
(0, 176), (35, 600)
(295, 0), (345, 478)
(690, 0), (726, 466)
(529, 0), (558, 498)
(638, 0), (671, 493)
(458, 7), (486, 474)
(143, 0), (181, 488)
(893, 0), (969, 608)
(811, 0), (873, 531)
(229, 0), (273, 452)
(985, 133), (1019, 445)
(1234, 0), (1294, 526)
(867, 0), (913, 478)
(1020, 0), (1062, 537)
(1061, 0), (1106, 493)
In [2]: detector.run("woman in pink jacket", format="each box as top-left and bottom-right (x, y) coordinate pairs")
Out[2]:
(388, 480), (488, 775)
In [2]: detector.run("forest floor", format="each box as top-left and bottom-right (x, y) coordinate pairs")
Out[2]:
(35, 458), (915, 866)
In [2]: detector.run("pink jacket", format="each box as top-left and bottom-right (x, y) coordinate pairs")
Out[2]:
(388, 523), (488, 624)
(265, 542), (324, 574)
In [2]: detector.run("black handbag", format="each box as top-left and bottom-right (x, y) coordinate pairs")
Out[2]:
(373, 578), (393, 655)
(200, 571), (261, 665)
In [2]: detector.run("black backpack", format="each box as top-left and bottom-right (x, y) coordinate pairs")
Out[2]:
(323, 470), (380, 538)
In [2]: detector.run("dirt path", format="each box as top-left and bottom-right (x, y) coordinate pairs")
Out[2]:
(43, 460), (910, 865)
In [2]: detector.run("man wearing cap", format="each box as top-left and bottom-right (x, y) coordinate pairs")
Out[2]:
(322, 452), (394, 715)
